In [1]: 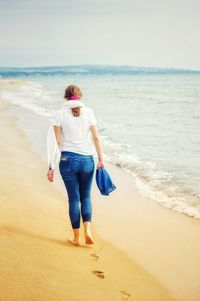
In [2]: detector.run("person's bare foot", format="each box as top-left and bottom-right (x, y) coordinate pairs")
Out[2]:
(85, 233), (94, 245)
(67, 239), (80, 246)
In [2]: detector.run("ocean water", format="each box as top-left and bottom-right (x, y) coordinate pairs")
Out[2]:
(1, 66), (200, 219)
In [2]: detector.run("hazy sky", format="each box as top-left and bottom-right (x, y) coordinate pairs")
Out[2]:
(0, 0), (200, 69)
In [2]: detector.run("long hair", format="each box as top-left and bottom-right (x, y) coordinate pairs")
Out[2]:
(64, 85), (83, 117)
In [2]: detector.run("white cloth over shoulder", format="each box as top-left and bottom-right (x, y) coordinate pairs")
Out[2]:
(47, 100), (85, 169)
(47, 124), (61, 170)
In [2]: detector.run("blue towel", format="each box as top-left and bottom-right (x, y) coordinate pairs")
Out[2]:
(96, 167), (116, 196)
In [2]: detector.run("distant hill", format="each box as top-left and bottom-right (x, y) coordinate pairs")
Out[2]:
(0, 65), (200, 77)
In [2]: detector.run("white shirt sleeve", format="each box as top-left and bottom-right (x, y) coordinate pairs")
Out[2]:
(88, 109), (97, 127)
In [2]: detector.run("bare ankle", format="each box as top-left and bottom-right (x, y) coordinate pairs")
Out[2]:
(73, 228), (80, 241)
(83, 221), (92, 234)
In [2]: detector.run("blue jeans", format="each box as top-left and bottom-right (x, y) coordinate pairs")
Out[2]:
(59, 151), (95, 229)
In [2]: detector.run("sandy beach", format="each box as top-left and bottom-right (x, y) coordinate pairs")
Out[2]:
(0, 80), (199, 301)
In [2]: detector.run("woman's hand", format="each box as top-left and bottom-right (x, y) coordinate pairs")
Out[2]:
(47, 169), (54, 182)
(96, 161), (104, 169)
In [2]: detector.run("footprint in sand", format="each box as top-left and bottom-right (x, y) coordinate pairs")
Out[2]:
(90, 253), (99, 261)
(92, 270), (105, 279)
(120, 290), (131, 300)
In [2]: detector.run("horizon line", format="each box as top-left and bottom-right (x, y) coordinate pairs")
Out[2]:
(0, 64), (200, 72)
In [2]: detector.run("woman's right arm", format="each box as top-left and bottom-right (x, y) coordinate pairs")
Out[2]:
(47, 109), (62, 182)
(90, 125), (104, 168)
(53, 125), (62, 148)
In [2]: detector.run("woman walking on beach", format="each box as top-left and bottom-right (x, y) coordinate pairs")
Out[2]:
(47, 85), (104, 246)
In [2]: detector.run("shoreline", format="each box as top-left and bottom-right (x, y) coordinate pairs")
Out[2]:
(0, 81), (176, 300)
(93, 163), (200, 301)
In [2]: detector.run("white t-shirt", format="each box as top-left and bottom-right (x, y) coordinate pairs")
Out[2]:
(52, 105), (97, 155)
